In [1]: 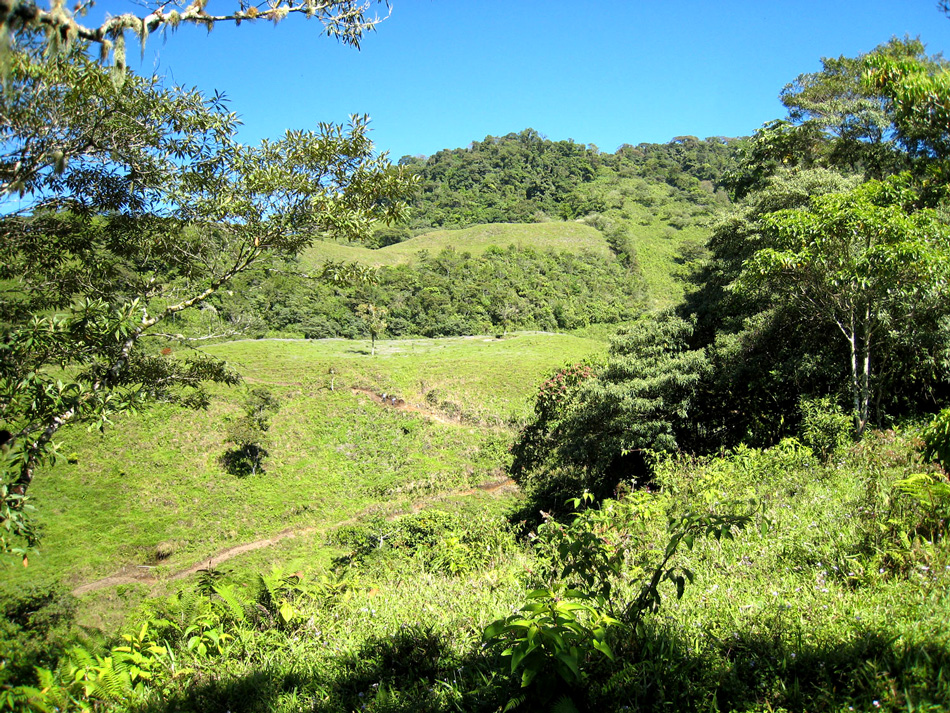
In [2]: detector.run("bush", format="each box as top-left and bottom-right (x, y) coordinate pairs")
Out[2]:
(0, 582), (78, 686)
(798, 396), (853, 461)
(922, 406), (950, 472)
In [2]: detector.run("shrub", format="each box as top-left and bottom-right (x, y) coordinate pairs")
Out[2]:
(798, 396), (853, 461)
(922, 407), (950, 472)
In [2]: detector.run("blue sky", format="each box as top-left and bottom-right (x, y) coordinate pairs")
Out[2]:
(92, 1), (950, 159)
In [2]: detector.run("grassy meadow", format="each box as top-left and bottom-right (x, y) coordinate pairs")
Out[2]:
(299, 222), (612, 270)
(8, 334), (603, 606)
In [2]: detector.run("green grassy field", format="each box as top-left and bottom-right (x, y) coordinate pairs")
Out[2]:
(9, 334), (603, 603)
(299, 222), (612, 270)
(4, 334), (949, 713)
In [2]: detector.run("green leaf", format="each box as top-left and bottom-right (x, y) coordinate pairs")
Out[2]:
(591, 637), (615, 660)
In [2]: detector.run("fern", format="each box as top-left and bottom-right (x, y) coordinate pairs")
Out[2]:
(213, 583), (249, 624)
(551, 696), (581, 713)
(92, 655), (134, 701)
(503, 693), (527, 712)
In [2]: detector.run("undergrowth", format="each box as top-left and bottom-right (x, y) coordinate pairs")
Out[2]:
(3, 426), (948, 712)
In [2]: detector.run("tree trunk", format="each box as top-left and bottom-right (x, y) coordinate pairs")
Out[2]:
(847, 328), (871, 437)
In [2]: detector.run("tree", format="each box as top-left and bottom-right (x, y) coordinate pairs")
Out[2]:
(0, 32), (414, 558)
(724, 38), (945, 200)
(222, 387), (281, 476)
(356, 302), (387, 355)
(733, 175), (950, 435)
(509, 315), (707, 509)
(864, 51), (950, 174)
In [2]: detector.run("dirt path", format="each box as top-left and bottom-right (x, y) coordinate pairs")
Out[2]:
(71, 473), (517, 597)
(350, 387), (464, 425)
(70, 384), (513, 597)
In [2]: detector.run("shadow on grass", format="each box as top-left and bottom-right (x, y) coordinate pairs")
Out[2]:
(125, 614), (949, 712)
(131, 624), (514, 713)
(591, 618), (950, 712)
(219, 445), (268, 477)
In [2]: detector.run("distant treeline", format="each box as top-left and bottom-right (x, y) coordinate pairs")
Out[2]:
(210, 244), (643, 339)
(388, 129), (741, 235)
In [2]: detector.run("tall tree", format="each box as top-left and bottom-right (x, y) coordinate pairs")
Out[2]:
(733, 175), (950, 435)
(0, 36), (414, 558)
(724, 38), (944, 200)
(864, 51), (950, 175)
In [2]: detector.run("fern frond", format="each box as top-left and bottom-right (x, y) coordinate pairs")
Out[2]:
(503, 693), (527, 712)
(551, 695), (581, 713)
(213, 583), (249, 623)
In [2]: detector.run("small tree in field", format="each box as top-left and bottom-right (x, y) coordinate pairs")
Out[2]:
(222, 388), (281, 476)
(357, 302), (388, 355)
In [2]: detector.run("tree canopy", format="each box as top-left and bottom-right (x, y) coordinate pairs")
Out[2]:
(0, 23), (414, 559)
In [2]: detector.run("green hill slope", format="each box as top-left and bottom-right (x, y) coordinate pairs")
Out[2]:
(8, 334), (603, 598)
(299, 221), (611, 270)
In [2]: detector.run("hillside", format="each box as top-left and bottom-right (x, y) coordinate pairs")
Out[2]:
(396, 131), (740, 306)
(299, 222), (612, 270)
(6, 356), (948, 711)
(6, 334), (603, 603)
(213, 228), (641, 341)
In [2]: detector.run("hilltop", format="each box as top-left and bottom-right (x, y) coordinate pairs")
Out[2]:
(299, 222), (612, 269)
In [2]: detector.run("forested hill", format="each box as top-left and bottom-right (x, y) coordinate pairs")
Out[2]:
(395, 129), (740, 231)
(203, 132), (743, 339)
(379, 130), (742, 305)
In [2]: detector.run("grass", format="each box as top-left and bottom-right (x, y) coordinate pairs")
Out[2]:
(298, 222), (612, 270)
(5, 333), (603, 606)
(298, 217), (699, 312)
(8, 422), (947, 713)
(5, 335), (949, 713)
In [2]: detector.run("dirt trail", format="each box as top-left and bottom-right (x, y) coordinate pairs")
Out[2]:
(70, 385), (513, 597)
(350, 387), (463, 425)
(71, 474), (515, 597)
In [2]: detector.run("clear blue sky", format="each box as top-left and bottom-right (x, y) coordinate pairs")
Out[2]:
(93, 0), (950, 159)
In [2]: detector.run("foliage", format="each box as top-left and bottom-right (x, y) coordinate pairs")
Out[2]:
(332, 509), (516, 577)
(0, 475), (35, 563)
(402, 130), (737, 231)
(0, 32), (414, 528)
(724, 38), (940, 199)
(922, 408), (950, 473)
(486, 491), (751, 705)
(894, 473), (950, 541)
(734, 174), (950, 434)
(483, 587), (618, 689)
(4, 411), (950, 713)
(865, 50), (950, 170)
(214, 242), (644, 340)
(0, 581), (77, 688)
(798, 396), (853, 462)
(357, 303), (388, 355)
(221, 387), (281, 477)
(510, 314), (707, 510)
